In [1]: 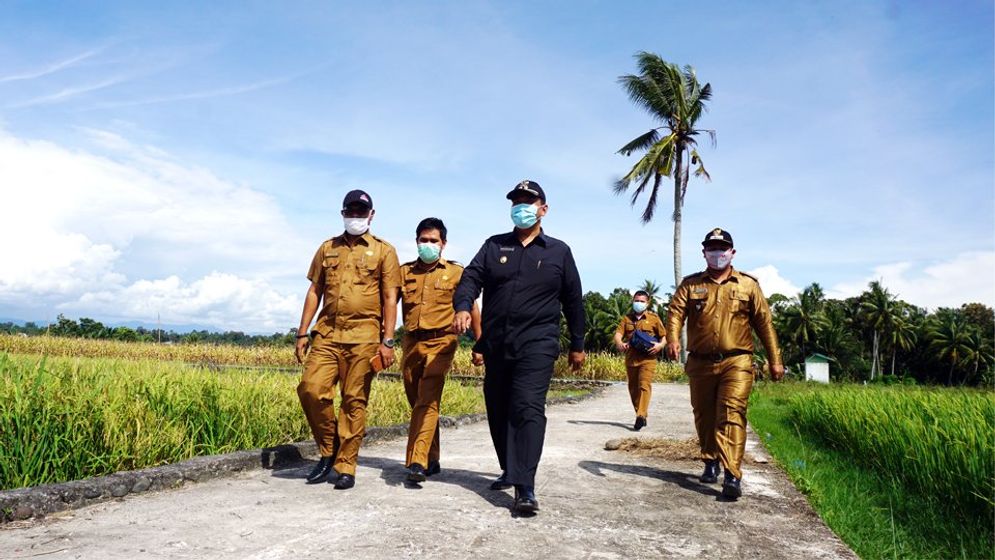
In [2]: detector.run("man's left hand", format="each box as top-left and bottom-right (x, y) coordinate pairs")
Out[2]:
(568, 351), (586, 372)
(379, 344), (395, 369)
(769, 363), (785, 381)
(648, 341), (666, 356)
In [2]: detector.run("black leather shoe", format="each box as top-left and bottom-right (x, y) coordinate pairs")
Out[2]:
(305, 456), (334, 484)
(721, 471), (742, 499)
(489, 472), (513, 491)
(634, 416), (647, 431)
(426, 461), (441, 477)
(513, 485), (539, 514)
(407, 463), (427, 483)
(333, 473), (355, 490)
(700, 460), (720, 484)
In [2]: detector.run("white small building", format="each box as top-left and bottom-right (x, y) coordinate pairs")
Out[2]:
(804, 353), (832, 383)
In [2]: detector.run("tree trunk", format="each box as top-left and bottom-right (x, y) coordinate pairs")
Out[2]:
(947, 360), (954, 386)
(891, 348), (896, 376)
(674, 146), (686, 363)
(870, 330), (879, 380)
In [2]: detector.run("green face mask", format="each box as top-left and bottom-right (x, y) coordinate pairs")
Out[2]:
(417, 242), (441, 263)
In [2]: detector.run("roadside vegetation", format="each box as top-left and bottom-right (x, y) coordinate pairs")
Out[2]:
(749, 382), (994, 560)
(0, 353), (485, 491)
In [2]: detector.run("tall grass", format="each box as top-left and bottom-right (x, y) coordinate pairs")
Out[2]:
(749, 382), (994, 559)
(0, 353), (484, 491)
(790, 385), (994, 525)
(0, 334), (686, 382)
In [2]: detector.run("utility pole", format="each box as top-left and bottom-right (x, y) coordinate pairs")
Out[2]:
(157, 312), (161, 344)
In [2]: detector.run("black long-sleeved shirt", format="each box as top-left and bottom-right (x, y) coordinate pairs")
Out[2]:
(454, 230), (585, 358)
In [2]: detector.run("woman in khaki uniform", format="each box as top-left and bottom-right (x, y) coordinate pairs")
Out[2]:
(294, 189), (402, 490)
(666, 228), (783, 500)
(398, 218), (482, 483)
(613, 290), (667, 431)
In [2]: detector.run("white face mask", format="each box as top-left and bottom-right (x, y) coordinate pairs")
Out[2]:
(705, 248), (733, 270)
(344, 217), (370, 236)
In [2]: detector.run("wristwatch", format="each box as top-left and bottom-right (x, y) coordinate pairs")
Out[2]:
(382, 338), (395, 348)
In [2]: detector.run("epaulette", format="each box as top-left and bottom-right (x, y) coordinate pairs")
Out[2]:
(682, 271), (706, 281)
(401, 259), (418, 267)
(447, 260), (463, 267)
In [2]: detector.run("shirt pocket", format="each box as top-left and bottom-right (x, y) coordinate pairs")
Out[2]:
(729, 291), (750, 314)
(402, 278), (420, 305)
(688, 291), (708, 316)
(322, 256), (340, 284)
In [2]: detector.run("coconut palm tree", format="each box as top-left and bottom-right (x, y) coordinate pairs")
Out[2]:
(927, 317), (973, 385)
(614, 52), (714, 291)
(859, 281), (898, 380)
(780, 284), (830, 360)
(638, 279), (663, 312)
(887, 313), (917, 376)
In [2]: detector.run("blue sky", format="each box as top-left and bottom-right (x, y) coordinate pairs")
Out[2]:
(1, 1), (992, 333)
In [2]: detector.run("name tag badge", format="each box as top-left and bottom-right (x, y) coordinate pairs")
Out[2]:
(693, 287), (708, 295)
(499, 247), (515, 252)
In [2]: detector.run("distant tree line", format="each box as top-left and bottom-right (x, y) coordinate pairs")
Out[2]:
(5, 279), (992, 386)
(769, 281), (993, 386)
(1, 315), (296, 346)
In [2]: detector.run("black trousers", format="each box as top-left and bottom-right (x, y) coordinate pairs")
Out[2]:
(483, 350), (557, 488)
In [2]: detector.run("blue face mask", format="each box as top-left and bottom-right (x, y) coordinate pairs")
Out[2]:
(417, 242), (441, 263)
(632, 301), (648, 314)
(511, 203), (540, 229)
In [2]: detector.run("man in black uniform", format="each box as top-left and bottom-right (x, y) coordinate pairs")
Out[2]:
(453, 180), (586, 515)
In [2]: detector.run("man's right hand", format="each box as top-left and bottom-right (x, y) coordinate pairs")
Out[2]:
(665, 341), (681, 361)
(295, 336), (310, 365)
(452, 310), (472, 334)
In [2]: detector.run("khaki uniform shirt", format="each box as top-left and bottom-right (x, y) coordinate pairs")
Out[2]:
(666, 268), (782, 365)
(307, 232), (401, 343)
(399, 258), (463, 333)
(615, 311), (667, 365)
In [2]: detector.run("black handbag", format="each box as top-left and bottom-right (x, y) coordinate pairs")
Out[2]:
(629, 329), (659, 353)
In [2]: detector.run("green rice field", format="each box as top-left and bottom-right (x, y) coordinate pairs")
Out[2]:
(749, 382), (994, 559)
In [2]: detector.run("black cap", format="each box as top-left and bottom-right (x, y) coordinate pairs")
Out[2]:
(702, 227), (734, 247)
(342, 189), (373, 209)
(505, 180), (546, 203)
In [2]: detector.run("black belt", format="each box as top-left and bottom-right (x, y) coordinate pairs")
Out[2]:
(689, 349), (752, 362)
(406, 328), (455, 341)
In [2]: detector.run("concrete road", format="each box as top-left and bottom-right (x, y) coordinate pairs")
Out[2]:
(1, 383), (856, 559)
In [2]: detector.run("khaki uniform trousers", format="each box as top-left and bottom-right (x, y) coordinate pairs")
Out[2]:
(625, 354), (655, 418)
(686, 354), (754, 479)
(297, 335), (379, 476)
(401, 333), (457, 468)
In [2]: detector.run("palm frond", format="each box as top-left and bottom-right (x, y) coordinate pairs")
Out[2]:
(691, 149), (711, 181)
(618, 74), (671, 119)
(641, 172), (663, 224)
(616, 128), (661, 156)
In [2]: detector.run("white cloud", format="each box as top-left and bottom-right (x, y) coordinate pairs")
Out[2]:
(0, 128), (309, 331)
(746, 265), (802, 298)
(70, 273), (299, 332)
(826, 251), (995, 309)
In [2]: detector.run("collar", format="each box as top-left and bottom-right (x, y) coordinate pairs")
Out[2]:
(504, 228), (548, 246)
(333, 231), (373, 247)
(414, 257), (450, 271)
